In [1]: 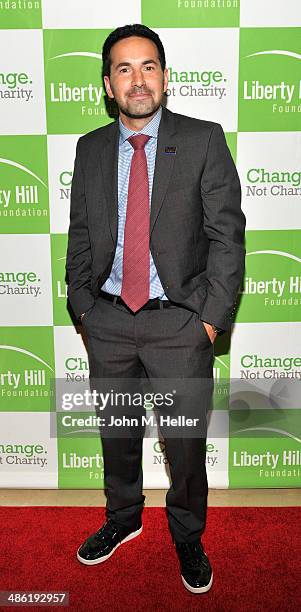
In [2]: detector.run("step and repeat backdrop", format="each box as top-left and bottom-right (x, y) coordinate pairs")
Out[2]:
(0, 0), (301, 489)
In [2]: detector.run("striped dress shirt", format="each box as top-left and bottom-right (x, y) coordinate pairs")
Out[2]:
(101, 105), (167, 300)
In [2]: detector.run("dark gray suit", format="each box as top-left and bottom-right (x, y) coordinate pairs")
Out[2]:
(66, 106), (245, 330)
(66, 105), (245, 543)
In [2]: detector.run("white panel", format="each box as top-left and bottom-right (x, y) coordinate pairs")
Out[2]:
(142, 435), (171, 489)
(207, 410), (229, 488)
(42, 0), (141, 29)
(48, 135), (80, 234)
(237, 132), (301, 230)
(142, 412), (229, 489)
(230, 322), (300, 409)
(0, 30), (46, 135)
(54, 325), (89, 381)
(0, 412), (58, 488)
(240, 0), (301, 27)
(0, 234), (53, 326)
(158, 27), (239, 132)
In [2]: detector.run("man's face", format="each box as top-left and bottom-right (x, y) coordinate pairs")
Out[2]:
(104, 36), (168, 120)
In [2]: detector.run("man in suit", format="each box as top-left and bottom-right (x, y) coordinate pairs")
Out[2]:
(66, 24), (245, 594)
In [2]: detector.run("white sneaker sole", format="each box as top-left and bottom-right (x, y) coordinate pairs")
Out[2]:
(181, 571), (213, 594)
(77, 525), (143, 566)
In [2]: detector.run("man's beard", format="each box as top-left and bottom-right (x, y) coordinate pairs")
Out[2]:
(118, 99), (161, 119)
(112, 84), (163, 119)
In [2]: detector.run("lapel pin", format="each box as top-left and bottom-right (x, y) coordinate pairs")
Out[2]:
(164, 146), (177, 155)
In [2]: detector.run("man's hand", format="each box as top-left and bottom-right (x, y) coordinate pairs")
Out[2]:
(202, 321), (217, 344)
(80, 303), (95, 323)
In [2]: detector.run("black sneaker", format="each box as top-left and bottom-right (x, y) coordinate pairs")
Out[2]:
(175, 540), (213, 593)
(77, 518), (142, 565)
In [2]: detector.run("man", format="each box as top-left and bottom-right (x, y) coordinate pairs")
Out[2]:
(66, 24), (245, 594)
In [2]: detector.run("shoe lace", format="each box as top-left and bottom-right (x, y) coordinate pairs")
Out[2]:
(178, 541), (208, 570)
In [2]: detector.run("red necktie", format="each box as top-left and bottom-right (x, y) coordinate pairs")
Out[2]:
(121, 134), (151, 312)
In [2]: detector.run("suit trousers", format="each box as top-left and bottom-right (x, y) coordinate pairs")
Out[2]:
(82, 293), (214, 543)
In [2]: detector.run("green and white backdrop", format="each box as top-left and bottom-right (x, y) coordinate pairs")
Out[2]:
(0, 0), (301, 490)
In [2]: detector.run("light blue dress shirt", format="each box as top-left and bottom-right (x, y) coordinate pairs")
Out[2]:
(101, 105), (167, 300)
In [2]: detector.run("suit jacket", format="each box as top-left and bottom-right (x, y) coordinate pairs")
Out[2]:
(66, 106), (245, 331)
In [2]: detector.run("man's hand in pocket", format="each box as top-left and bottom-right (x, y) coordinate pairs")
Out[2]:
(202, 321), (217, 344)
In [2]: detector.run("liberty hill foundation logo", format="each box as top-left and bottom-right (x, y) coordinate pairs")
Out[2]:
(0, 1), (41, 29)
(50, 234), (72, 325)
(229, 409), (301, 487)
(239, 28), (301, 131)
(44, 29), (112, 134)
(58, 437), (104, 488)
(236, 230), (301, 322)
(142, 0), (239, 28)
(0, 136), (49, 233)
(0, 327), (55, 411)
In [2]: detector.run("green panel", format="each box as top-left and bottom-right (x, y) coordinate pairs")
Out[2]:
(50, 234), (73, 326)
(238, 28), (301, 131)
(0, 136), (49, 233)
(213, 333), (231, 410)
(142, 0), (240, 28)
(0, 0), (42, 28)
(43, 29), (114, 134)
(57, 435), (104, 488)
(0, 327), (55, 412)
(237, 230), (301, 322)
(225, 131), (237, 163)
(229, 409), (301, 487)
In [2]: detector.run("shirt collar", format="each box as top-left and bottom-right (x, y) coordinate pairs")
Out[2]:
(119, 105), (162, 145)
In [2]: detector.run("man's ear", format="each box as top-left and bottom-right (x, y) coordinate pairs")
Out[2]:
(104, 75), (114, 99)
(163, 68), (169, 94)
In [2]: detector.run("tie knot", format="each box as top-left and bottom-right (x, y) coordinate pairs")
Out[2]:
(128, 134), (150, 151)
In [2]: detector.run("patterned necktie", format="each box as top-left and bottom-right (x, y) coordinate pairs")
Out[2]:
(121, 134), (151, 312)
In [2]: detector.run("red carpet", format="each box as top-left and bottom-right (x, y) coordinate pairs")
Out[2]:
(0, 506), (300, 611)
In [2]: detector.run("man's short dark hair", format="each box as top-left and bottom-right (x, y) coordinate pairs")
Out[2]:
(102, 24), (166, 77)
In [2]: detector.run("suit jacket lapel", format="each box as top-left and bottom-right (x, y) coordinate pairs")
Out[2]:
(98, 107), (177, 246)
(99, 119), (119, 245)
(150, 106), (177, 235)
